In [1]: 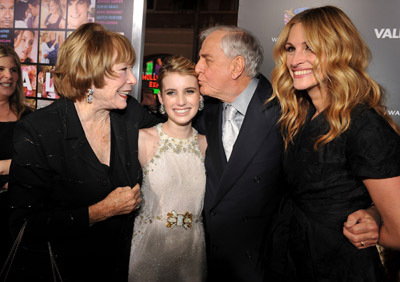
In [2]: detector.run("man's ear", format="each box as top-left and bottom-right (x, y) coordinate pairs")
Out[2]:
(230, 56), (245, 80)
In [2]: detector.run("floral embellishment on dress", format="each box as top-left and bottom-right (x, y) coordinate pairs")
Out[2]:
(152, 123), (202, 160)
(166, 210), (193, 229)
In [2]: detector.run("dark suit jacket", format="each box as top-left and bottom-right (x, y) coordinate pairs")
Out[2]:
(199, 75), (284, 282)
(8, 97), (158, 282)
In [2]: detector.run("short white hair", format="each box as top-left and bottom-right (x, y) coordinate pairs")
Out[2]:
(200, 25), (263, 78)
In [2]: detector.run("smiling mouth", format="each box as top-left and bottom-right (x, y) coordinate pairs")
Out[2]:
(0, 82), (12, 87)
(173, 108), (191, 114)
(293, 69), (312, 76)
(69, 14), (81, 19)
(117, 90), (129, 101)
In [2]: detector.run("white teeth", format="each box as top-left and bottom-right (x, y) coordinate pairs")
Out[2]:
(117, 91), (129, 95)
(0, 83), (11, 87)
(174, 109), (190, 114)
(294, 70), (312, 76)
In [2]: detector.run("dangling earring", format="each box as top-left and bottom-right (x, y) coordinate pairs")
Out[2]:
(198, 100), (204, 111)
(159, 104), (165, 114)
(87, 89), (94, 104)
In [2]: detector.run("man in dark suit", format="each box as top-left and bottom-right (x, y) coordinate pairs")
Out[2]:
(195, 26), (381, 282)
(195, 26), (283, 282)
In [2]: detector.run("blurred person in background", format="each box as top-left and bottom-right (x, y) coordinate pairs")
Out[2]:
(43, 0), (65, 29)
(0, 0), (14, 28)
(67, 0), (92, 29)
(14, 30), (36, 63)
(0, 44), (32, 267)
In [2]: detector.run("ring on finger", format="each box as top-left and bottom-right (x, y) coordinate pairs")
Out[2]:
(360, 241), (365, 247)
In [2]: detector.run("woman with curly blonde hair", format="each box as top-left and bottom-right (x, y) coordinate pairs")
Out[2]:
(269, 5), (400, 281)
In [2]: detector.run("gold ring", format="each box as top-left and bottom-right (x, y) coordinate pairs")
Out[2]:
(361, 241), (364, 247)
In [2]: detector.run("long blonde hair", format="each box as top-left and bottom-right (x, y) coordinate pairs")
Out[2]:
(270, 5), (400, 149)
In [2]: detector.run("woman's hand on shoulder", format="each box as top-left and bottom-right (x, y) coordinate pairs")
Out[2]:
(88, 183), (142, 225)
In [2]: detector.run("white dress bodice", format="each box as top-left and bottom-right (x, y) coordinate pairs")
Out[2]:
(129, 123), (206, 282)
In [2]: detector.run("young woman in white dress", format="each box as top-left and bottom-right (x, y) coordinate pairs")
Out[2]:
(129, 56), (207, 281)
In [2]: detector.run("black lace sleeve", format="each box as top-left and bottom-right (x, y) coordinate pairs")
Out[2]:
(347, 108), (400, 179)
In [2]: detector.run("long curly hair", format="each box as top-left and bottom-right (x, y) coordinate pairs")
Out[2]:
(270, 5), (400, 149)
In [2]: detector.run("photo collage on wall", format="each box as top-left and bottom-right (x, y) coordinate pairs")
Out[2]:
(1, 0), (131, 109)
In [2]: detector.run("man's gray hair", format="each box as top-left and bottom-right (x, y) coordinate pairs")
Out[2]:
(200, 25), (263, 78)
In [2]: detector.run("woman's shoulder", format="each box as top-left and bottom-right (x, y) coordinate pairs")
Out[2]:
(19, 99), (66, 129)
(346, 105), (400, 179)
(196, 133), (207, 157)
(138, 125), (159, 167)
(347, 104), (399, 145)
(197, 133), (206, 144)
(350, 105), (390, 130)
(20, 106), (34, 118)
(139, 125), (160, 149)
(139, 125), (158, 140)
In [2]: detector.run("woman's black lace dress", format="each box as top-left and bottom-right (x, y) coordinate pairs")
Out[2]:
(271, 105), (400, 282)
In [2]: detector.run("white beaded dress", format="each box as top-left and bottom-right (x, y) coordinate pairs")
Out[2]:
(129, 123), (206, 282)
